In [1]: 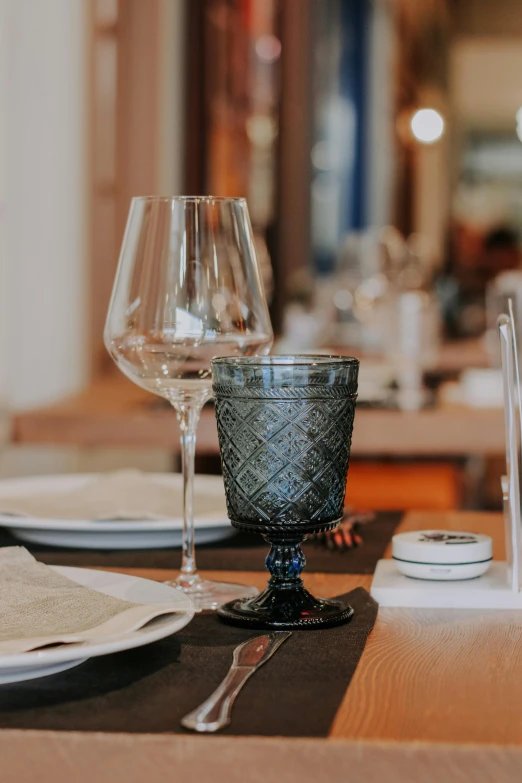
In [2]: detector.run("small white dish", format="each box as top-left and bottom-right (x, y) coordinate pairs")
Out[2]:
(440, 370), (504, 409)
(392, 530), (493, 581)
(461, 369), (504, 408)
(0, 566), (194, 684)
(0, 474), (234, 549)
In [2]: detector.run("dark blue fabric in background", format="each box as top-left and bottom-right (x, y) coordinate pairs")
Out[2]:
(311, 0), (371, 275)
(339, 0), (370, 232)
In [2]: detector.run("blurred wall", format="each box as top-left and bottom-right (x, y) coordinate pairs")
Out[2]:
(365, 0), (396, 228)
(0, 2), (7, 402)
(1, 0), (88, 410)
(453, 0), (522, 37)
(413, 107), (449, 266)
(157, 0), (186, 196)
(0, 0), (186, 476)
(451, 40), (522, 127)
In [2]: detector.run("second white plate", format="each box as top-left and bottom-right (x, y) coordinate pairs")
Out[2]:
(0, 473), (235, 549)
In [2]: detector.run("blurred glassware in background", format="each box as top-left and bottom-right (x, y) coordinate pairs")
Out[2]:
(332, 229), (389, 352)
(486, 270), (522, 366)
(440, 368), (504, 409)
(380, 231), (441, 411)
(279, 223), (441, 411)
(278, 270), (329, 352)
(382, 289), (441, 410)
(380, 226), (409, 286)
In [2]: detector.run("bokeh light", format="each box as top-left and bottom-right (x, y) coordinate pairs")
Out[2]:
(410, 108), (445, 145)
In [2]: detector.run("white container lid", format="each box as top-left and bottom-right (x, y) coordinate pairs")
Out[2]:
(392, 530), (493, 566)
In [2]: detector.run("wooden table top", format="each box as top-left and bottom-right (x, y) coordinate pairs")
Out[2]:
(11, 375), (506, 457)
(3, 510), (522, 783)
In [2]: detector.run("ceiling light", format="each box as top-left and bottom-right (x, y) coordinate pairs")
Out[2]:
(410, 108), (444, 145)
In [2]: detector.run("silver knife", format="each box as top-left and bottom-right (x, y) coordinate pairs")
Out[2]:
(181, 631), (292, 732)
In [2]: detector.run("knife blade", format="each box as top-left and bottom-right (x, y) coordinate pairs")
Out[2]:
(181, 631), (292, 732)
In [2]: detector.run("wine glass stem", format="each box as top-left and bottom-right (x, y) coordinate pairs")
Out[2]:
(175, 403), (201, 583)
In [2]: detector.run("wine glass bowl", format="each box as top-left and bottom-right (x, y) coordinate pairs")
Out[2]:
(105, 196), (273, 610)
(105, 196), (273, 406)
(211, 355), (359, 629)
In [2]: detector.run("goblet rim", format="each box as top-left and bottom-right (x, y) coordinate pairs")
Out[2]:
(130, 195), (247, 204)
(211, 354), (359, 368)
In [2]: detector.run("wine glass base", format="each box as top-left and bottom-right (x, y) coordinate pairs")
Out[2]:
(217, 583), (354, 630)
(164, 577), (259, 612)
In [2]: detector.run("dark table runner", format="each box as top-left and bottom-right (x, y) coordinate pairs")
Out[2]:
(0, 511), (402, 573)
(0, 588), (376, 738)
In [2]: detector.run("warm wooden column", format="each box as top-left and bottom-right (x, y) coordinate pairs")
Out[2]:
(274, 0), (313, 327)
(89, 0), (185, 379)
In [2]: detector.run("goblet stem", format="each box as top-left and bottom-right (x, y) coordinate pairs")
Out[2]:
(173, 402), (202, 587)
(265, 537), (306, 587)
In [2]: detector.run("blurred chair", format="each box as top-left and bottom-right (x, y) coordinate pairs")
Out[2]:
(346, 461), (463, 511)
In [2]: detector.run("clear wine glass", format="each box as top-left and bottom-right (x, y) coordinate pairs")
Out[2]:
(104, 196), (273, 610)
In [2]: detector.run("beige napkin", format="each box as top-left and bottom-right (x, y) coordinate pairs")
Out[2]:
(0, 470), (214, 521)
(0, 547), (185, 654)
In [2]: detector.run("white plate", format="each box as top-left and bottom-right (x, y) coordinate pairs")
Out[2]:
(0, 473), (235, 549)
(0, 566), (194, 684)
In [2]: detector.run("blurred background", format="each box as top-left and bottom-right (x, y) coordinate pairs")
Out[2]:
(1, 0), (522, 511)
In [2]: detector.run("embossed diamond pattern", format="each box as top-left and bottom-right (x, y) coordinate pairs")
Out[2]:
(255, 488), (286, 520)
(295, 406), (329, 438)
(232, 425), (263, 457)
(299, 444), (327, 479)
(237, 465), (265, 495)
(296, 485), (325, 518)
(277, 401), (309, 420)
(314, 464), (338, 494)
(222, 478), (248, 520)
(272, 468), (308, 500)
(254, 448), (285, 480)
(244, 406), (286, 439)
(276, 505), (303, 524)
(220, 441), (242, 473)
(271, 426), (311, 460)
(214, 395), (356, 529)
(324, 424), (346, 455)
(218, 401), (241, 432)
(235, 401), (258, 420)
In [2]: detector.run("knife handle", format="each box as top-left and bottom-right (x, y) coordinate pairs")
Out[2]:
(181, 665), (253, 732)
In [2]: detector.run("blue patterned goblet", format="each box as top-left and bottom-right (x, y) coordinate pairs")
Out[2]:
(211, 356), (359, 629)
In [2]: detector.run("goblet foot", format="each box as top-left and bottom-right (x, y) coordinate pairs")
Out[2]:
(165, 574), (258, 612)
(217, 536), (353, 629)
(218, 585), (354, 629)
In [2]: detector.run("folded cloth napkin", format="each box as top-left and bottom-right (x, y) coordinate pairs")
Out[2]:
(0, 470), (223, 521)
(0, 547), (184, 654)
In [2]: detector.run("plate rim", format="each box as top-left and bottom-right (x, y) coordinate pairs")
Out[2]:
(0, 472), (230, 531)
(0, 566), (195, 669)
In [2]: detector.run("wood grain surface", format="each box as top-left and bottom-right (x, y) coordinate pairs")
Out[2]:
(116, 512), (521, 750)
(330, 602), (522, 744)
(1, 732), (521, 783)
(2, 511), (521, 782)
(97, 568), (372, 597)
(331, 510), (522, 745)
(103, 511), (521, 748)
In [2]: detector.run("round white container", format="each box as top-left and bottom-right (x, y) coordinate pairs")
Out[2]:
(392, 530), (493, 581)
